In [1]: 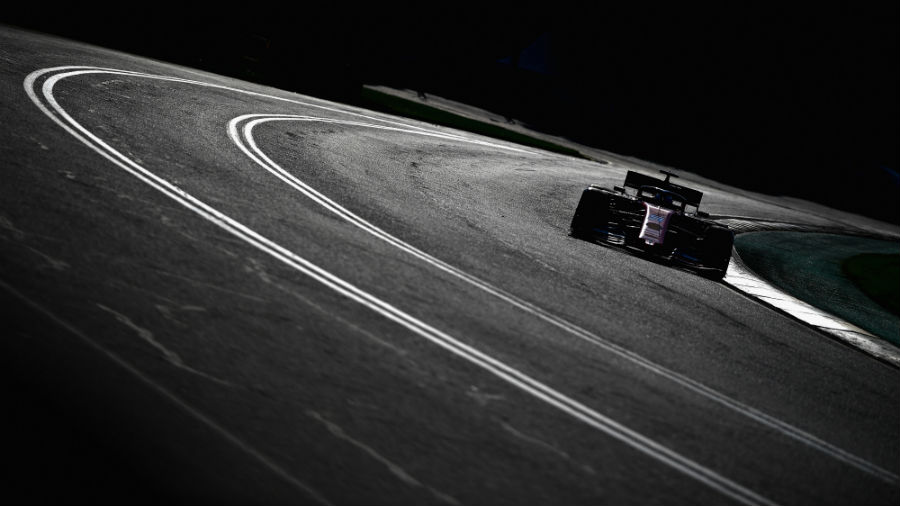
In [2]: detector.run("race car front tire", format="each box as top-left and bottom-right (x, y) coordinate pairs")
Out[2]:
(570, 188), (612, 239)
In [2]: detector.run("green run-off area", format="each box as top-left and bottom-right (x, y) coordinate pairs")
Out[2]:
(734, 232), (900, 346)
(842, 253), (900, 318)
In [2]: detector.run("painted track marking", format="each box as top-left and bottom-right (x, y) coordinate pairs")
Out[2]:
(26, 66), (784, 506)
(23, 63), (775, 505)
(19, 67), (892, 504)
(230, 114), (900, 486)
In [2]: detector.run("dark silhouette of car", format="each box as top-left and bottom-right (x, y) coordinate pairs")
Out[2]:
(570, 170), (734, 280)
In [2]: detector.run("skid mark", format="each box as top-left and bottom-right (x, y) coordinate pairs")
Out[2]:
(150, 267), (268, 303)
(245, 257), (409, 357)
(306, 410), (460, 505)
(327, 312), (409, 357)
(154, 304), (205, 326)
(26, 246), (70, 271)
(0, 214), (27, 239)
(97, 303), (231, 387)
(501, 422), (596, 476)
(466, 385), (506, 406)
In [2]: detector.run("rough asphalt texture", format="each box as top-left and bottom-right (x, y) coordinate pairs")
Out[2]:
(1, 26), (899, 505)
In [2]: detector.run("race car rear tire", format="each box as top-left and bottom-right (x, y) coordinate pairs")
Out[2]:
(699, 227), (734, 280)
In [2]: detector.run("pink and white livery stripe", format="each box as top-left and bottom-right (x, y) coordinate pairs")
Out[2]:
(639, 203), (674, 245)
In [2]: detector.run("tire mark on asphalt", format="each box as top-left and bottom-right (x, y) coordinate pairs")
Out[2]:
(243, 255), (409, 357)
(97, 303), (232, 387)
(149, 265), (269, 304)
(306, 410), (461, 505)
(465, 385), (506, 406)
(0, 214), (27, 239)
(25, 245), (70, 271)
(500, 421), (597, 476)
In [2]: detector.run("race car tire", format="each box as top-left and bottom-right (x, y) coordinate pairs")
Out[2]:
(570, 188), (612, 239)
(699, 227), (734, 280)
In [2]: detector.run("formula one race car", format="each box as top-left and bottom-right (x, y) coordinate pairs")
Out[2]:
(570, 170), (734, 280)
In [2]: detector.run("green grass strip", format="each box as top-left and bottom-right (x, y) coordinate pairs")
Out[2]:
(842, 253), (900, 317)
(359, 88), (587, 159)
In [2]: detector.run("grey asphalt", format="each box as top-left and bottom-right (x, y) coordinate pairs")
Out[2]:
(1, 26), (898, 505)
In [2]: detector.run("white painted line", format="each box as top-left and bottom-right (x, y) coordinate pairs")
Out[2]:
(229, 114), (900, 486)
(26, 66), (782, 506)
(27, 65), (536, 154)
(724, 251), (900, 369)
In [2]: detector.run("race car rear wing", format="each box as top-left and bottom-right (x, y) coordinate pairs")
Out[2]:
(622, 170), (703, 208)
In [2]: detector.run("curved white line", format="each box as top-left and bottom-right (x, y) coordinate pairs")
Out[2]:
(25, 66), (780, 506)
(230, 114), (900, 486)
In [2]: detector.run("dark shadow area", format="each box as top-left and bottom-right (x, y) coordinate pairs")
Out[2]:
(5, 4), (897, 223)
(0, 284), (320, 505)
(843, 253), (900, 318)
(0, 291), (167, 505)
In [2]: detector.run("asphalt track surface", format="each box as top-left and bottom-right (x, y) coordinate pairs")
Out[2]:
(2, 27), (899, 505)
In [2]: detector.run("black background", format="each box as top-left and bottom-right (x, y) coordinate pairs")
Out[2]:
(6, 4), (898, 223)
